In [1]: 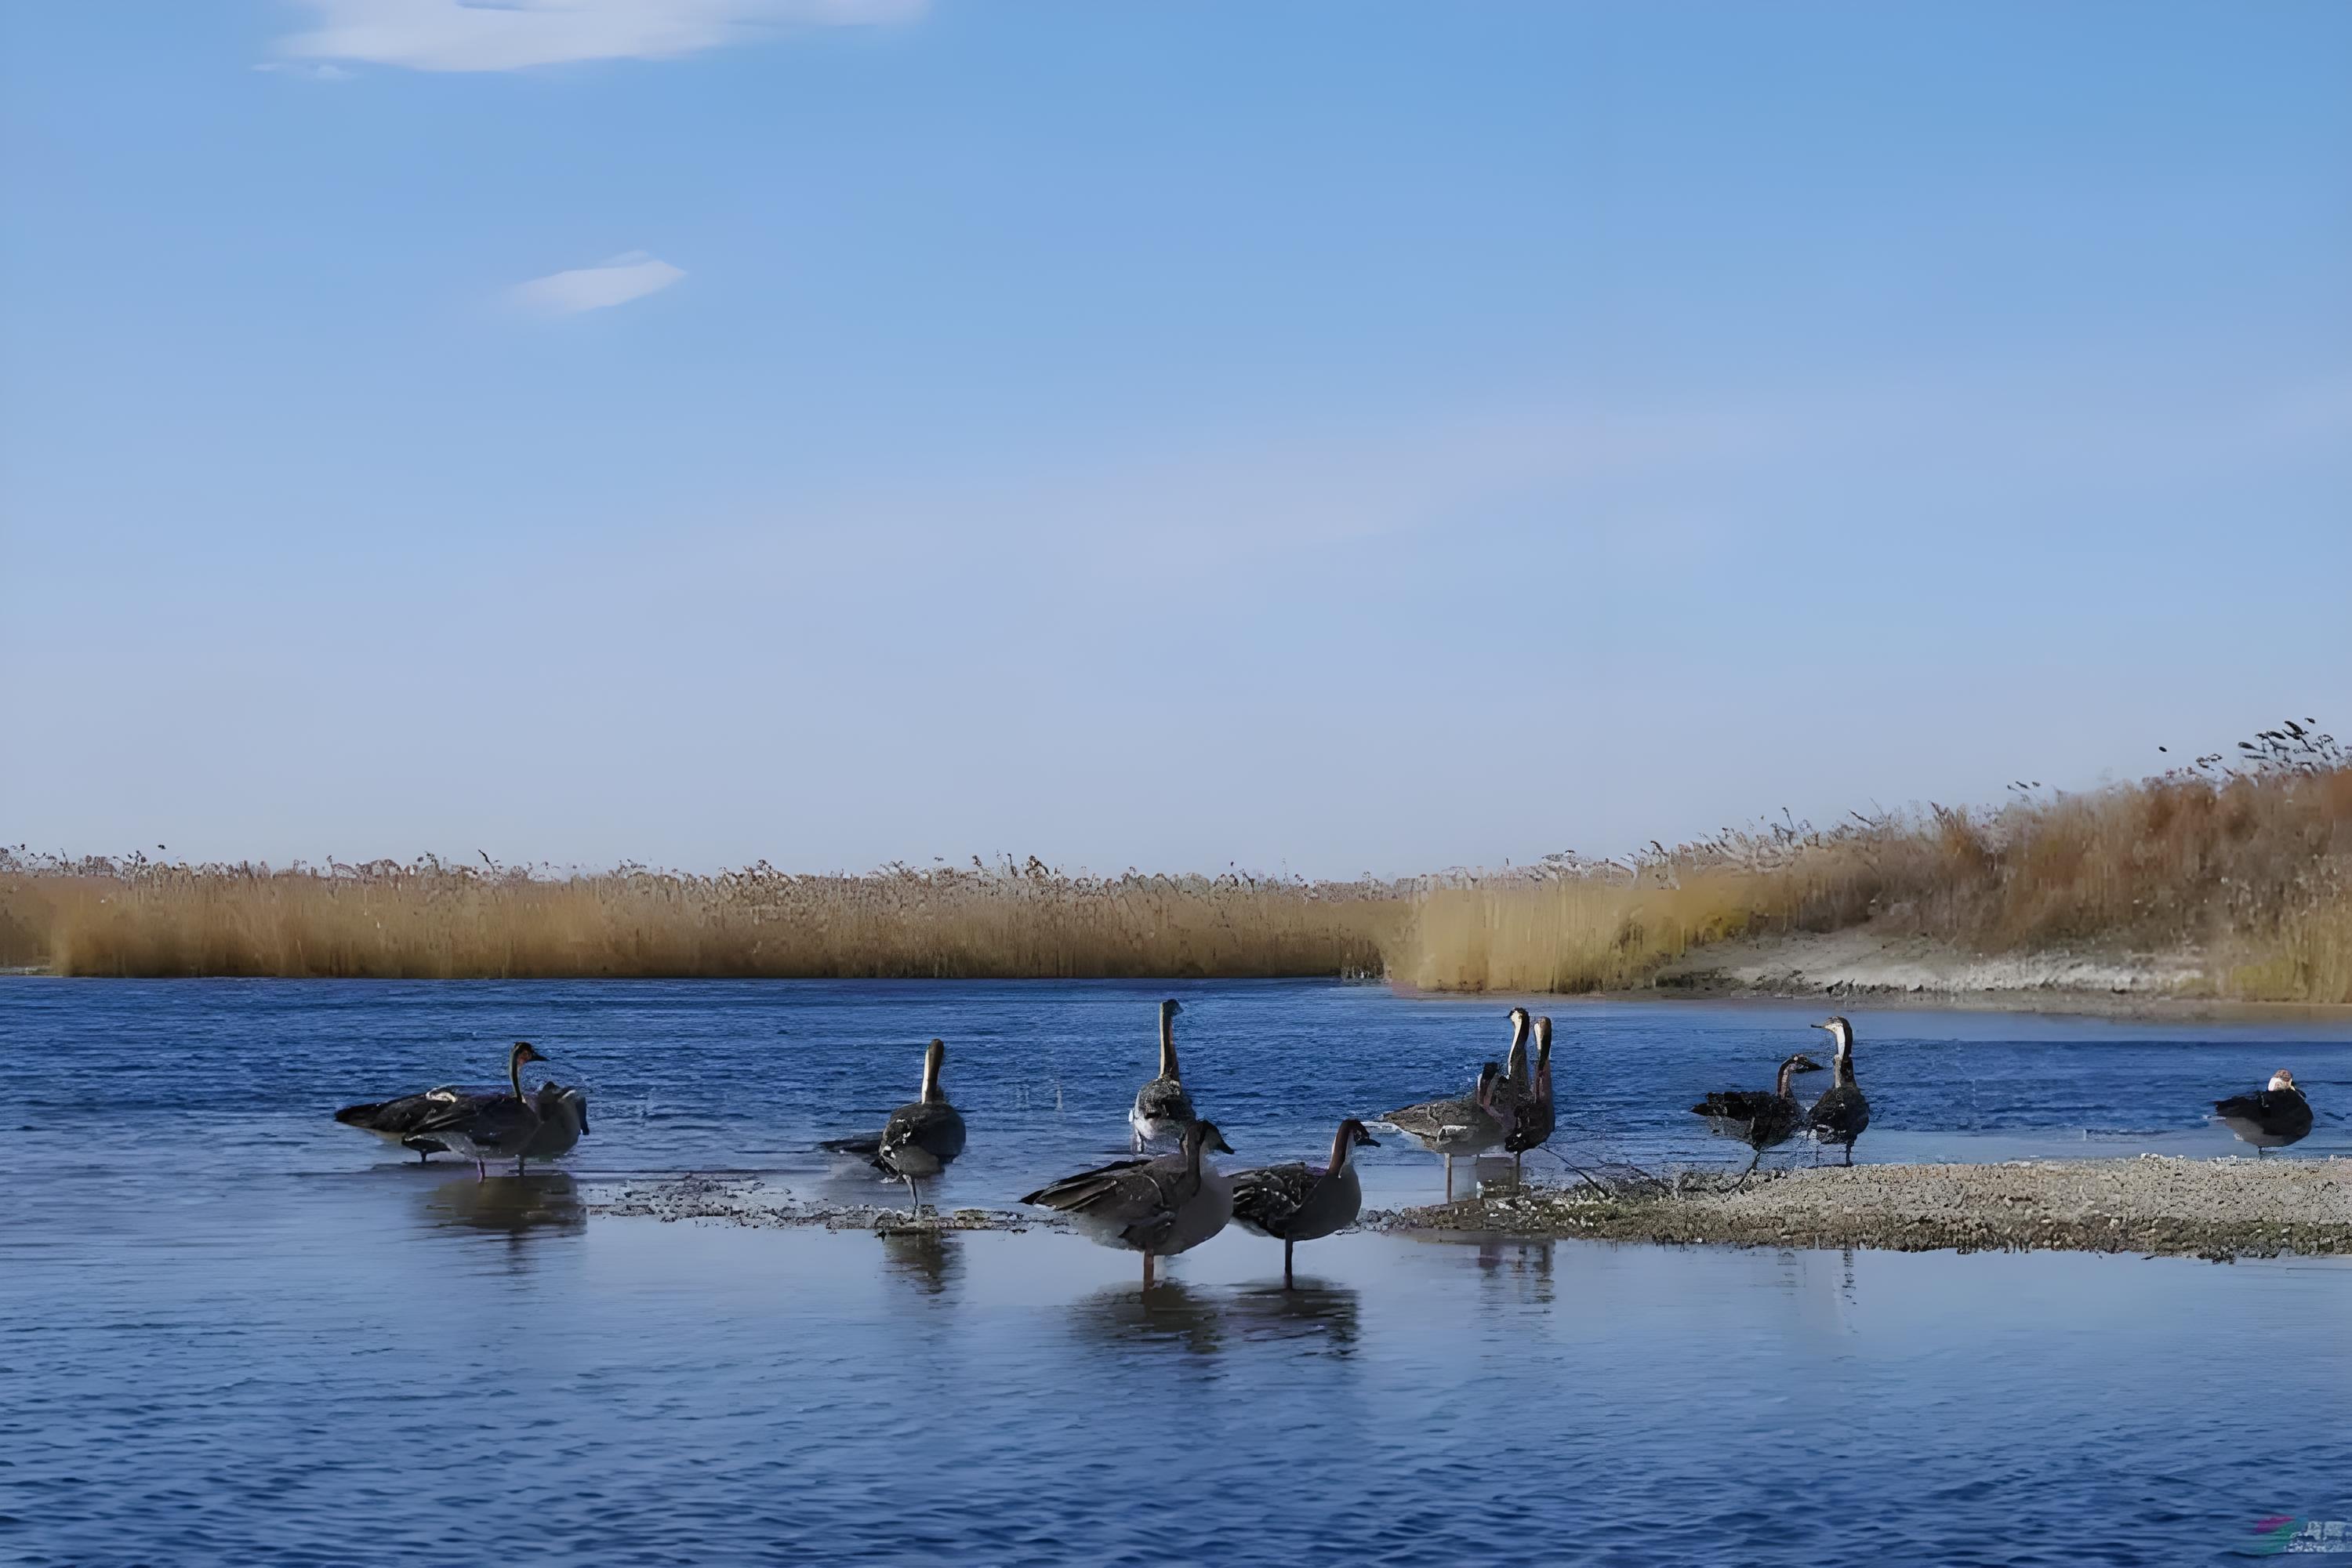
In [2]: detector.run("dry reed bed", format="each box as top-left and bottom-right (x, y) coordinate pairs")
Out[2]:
(0, 856), (1403, 981)
(7, 727), (2347, 998)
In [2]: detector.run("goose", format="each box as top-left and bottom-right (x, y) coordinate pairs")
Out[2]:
(2214, 1070), (2313, 1155)
(335, 1085), (465, 1162)
(1232, 1118), (1379, 1288)
(523, 1081), (591, 1163)
(1022, 1118), (1235, 1289)
(1692, 1051), (1826, 1185)
(404, 1042), (550, 1180)
(1129, 998), (1196, 1151)
(335, 1048), (588, 1165)
(1501, 1014), (1556, 1184)
(1804, 1016), (1871, 1165)
(1492, 1007), (1533, 1123)
(1380, 1061), (1511, 1202)
(823, 1039), (967, 1214)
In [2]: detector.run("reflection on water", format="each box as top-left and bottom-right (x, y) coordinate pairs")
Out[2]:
(878, 1227), (961, 1295)
(1225, 1283), (1362, 1355)
(1070, 1279), (1228, 1355)
(420, 1171), (586, 1236)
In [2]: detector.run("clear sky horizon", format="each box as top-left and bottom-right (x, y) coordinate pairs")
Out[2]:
(3, 2), (2347, 877)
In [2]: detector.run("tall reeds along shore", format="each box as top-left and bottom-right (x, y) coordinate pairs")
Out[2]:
(6, 724), (2347, 1000)
(0, 855), (1406, 981)
(1395, 724), (2352, 1004)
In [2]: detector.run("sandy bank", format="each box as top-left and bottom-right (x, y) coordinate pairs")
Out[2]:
(1383, 1156), (2352, 1260)
(597, 1160), (2352, 1261)
(1640, 927), (2252, 1014)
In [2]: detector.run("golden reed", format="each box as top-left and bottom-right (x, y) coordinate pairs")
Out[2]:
(7, 731), (2346, 1000)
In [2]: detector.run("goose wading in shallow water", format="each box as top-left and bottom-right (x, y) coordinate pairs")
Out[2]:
(335, 1046), (589, 1167)
(404, 1042), (550, 1181)
(1232, 1118), (1379, 1289)
(822, 1038), (967, 1214)
(1491, 1007), (1533, 1127)
(1803, 1016), (1871, 1165)
(1380, 1060), (1510, 1202)
(1692, 1051), (1826, 1185)
(2214, 1070), (2313, 1155)
(1501, 1014), (1556, 1184)
(1021, 1118), (1234, 1289)
(1129, 998), (1196, 1152)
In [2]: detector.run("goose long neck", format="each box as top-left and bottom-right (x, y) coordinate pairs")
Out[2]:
(920, 1043), (944, 1105)
(1158, 1008), (1180, 1081)
(1327, 1123), (1356, 1173)
(1504, 1014), (1529, 1090)
(1775, 1059), (1797, 1098)
(508, 1047), (527, 1100)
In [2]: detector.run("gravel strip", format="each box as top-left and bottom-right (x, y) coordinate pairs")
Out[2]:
(591, 1173), (1051, 1235)
(1377, 1156), (2352, 1260)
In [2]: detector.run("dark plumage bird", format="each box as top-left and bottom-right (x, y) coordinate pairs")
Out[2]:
(1693, 1051), (1827, 1184)
(2214, 1070), (2313, 1155)
(1501, 1014), (1556, 1182)
(1022, 1119), (1235, 1289)
(399, 1042), (550, 1181)
(1232, 1118), (1379, 1288)
(336, 1042), (584, 1170)
(1129, 998), (1196, 1151)
(1804, 1016), (1871, 1165)
(826, 1038), (967, 1214)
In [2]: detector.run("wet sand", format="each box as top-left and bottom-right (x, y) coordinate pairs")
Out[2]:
(593, 1156), (2352, 1260)
(1385, 1156), (2352, 1259)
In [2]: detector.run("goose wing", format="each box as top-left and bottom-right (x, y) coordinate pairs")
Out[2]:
(880, 1101), (967, 1166)
(1231, 1162), (1321, 1237)
(334, 1085), (471, 1137)
(1021, 1154), (1178, 1225)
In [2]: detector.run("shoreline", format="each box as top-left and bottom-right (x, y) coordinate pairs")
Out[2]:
(1381, 1156), (2352, 1260)
(592, 1156), (2352, 1261)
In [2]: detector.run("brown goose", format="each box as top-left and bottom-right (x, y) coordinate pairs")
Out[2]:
(1501, 1014), (1556, 1182)
(1129, 999), (1196, 1151)
(1022, 1118), (1234, 1289)
(404, 1043), (550, 1180)
(1380, 1062), (1510, 1201)
(1692, 1051), (1825, 1185)
(825, 1039), (967, 1214)
(1232, 1118), (1380, 1288)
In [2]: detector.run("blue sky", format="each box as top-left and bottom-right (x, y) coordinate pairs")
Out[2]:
(3, 2), (2347, 877)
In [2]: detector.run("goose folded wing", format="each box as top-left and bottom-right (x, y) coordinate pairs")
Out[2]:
(1232, 1163), (1318, 1232)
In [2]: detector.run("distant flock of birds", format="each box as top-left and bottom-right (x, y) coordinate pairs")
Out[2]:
(333, 1000), (2318, 1290)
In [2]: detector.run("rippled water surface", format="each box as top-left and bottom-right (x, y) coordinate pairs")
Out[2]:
(5, 978), (2348, 1565)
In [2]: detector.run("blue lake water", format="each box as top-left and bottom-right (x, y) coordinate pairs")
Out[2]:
(4, 978), (2348, 1565)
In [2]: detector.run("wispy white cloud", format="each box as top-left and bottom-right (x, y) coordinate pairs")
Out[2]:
(275, 0), (923, 73)
(510, 252), (686, 315)
(252, 60), (354, 81)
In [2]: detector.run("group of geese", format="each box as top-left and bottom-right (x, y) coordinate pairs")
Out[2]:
(332, 1001), (2319, 1290)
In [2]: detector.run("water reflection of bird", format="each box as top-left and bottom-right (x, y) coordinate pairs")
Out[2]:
(823, 1039), (967, 1215)
(1693, 1051), (1826, 1184)
(1022, 1119), (1234, 1289)
(1502, 1015), (1557, 1184)
(1381, 1061), (1509, 1201)
(1232, 1118), (1378, 1288)
(1070, 1279), (1224, 1355)
(879, 1228), (960, 1296)
(1228, 1282), (1362, 1353)
(1129, 999), (1196, 1152)
(422, 1171), (586, 1236)
(1804, 1017), (1871, 1164)
(2214, 1069), (2313, 1154)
